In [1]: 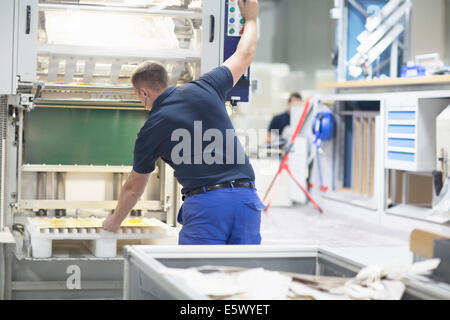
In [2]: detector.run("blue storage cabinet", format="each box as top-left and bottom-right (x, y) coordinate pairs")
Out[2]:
(385, 94), (450, 172)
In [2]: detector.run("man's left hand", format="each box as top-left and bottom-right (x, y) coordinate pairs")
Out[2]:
(102, 215), (121, 233)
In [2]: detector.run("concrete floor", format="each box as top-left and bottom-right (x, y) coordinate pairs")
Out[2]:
(260, 204), (414, 266)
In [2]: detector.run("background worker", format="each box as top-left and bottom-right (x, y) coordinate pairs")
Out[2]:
(266, 92), (303, 144)
(103, 0), (264, 245)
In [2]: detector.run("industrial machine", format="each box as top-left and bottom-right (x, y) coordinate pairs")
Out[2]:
(0, 0), (251, 299)
(331, 0), (412, 81)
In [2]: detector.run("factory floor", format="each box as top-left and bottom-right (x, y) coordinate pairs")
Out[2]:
(260, 204), (413, 267)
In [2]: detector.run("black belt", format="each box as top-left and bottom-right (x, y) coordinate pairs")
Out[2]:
(183, 180), (254, 199)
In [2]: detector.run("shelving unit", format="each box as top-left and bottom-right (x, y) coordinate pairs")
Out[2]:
(315, 77), (450, 226)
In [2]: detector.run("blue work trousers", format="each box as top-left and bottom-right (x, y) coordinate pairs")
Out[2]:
(177, 186), (264, 245)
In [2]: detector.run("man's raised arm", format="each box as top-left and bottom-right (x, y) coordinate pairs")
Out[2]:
(223, 0), (259, 86)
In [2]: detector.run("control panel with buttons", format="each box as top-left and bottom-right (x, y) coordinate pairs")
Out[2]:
(224, 0), (250, 103)
(227, 0), (245, 37)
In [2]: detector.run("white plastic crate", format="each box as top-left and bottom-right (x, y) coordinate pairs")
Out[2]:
(26, 217), (176, 258)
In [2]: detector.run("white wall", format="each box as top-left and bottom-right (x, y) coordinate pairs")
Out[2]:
(254, 1), (279, 63)
(254, 0), (335, 90)
(410, 0), (447, 62)
(446, 0), (450, 64)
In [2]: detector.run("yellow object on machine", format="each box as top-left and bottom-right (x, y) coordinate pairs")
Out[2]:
(29, 217), (166, 230)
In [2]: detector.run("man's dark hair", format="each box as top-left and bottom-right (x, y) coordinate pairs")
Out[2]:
(131, 61), (169, 91)
(288, 92), (303, 103)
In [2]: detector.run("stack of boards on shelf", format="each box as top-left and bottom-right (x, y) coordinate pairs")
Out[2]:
(26, 217), (176, 258)
(352, 116), (376, 197)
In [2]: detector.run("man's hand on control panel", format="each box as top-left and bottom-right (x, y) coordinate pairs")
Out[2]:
(238, 0), (259, 22)
(224, 0), (259, 86)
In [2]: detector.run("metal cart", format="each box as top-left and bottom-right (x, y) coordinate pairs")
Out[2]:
(123, 245), (450, 300)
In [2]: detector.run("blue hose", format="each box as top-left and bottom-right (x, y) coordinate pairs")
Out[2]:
(312, 112), (335, 192)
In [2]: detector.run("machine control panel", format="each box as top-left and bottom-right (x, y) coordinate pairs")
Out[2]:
(224, 0), (250, 103)
(227, 0), (245, 37)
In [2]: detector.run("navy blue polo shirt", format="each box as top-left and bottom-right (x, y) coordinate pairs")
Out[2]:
(268, 112), (290, 136)
(133, 66), (255, 194)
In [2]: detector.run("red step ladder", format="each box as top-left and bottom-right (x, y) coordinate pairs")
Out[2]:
(262, 97), (323, 213)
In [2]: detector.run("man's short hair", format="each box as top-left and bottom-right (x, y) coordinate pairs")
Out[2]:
(288, 92), (303, 103)
(131, 61), (169, 91)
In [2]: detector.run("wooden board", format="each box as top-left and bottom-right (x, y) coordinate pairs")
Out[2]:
(408, 174), (433, 205)
(410, 229), (450, 259)
(361, 118), (369, 196)
(388, 171), (433, 205)
(352, 118), (361, 194)
(370, 118), (376, 197)
(395, 170), (403, 203)
(317, 75), (450, 89)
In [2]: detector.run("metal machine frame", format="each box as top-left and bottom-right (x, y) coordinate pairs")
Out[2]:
(0, 0), (250, 299)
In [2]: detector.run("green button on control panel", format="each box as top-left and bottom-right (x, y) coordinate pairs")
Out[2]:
(228, 1), (244, 37)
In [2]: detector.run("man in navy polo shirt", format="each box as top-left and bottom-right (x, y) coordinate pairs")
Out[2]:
(266, 92), (303, 144)
(103, 0), (264, 245)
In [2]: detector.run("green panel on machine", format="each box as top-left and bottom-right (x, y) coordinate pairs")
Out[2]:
(23, 108), (149, 165)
